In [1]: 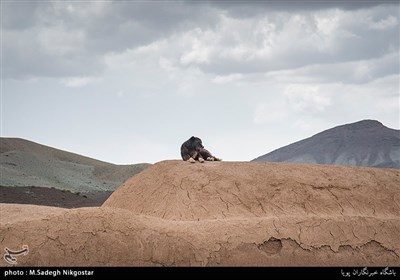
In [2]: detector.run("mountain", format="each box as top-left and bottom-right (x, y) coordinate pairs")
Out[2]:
(0, 138), (151, 193)
(252, 120), (400, 168)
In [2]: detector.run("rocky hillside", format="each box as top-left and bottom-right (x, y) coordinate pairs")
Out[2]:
(1, 160), (399, 266)
(0, 138), (150, 192)
(253, 120), (400, 168)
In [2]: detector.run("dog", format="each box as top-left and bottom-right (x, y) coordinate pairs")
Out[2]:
(180, 136), (222, 163)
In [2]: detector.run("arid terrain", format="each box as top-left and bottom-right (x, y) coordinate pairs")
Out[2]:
(0, 138), (150, 192)
(1, 160), (399, 266)
(0, 138), (150, 207)
(0, 186), (111, 208)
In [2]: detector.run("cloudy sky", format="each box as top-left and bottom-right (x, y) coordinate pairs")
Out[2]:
(2, 0), (399, 164)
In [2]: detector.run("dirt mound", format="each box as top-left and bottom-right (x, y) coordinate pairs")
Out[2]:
(103, 160), (400, 220)
(1, 161), (399, 266)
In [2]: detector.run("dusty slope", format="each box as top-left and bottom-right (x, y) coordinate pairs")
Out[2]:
(1, 160), (399, 266)
(253, 120), (400, 168)
(104, 160), (400, 220)
(0, 186), (112, 208)
(0, 138), (150, 192)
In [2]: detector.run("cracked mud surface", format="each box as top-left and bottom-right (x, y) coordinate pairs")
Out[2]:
(1, 160), (399, 266)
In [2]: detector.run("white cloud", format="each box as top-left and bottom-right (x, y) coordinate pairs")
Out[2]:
(37, 25), (86, 56)
(315, 10), (340, 35)
(103, 37), (213, 98)
(61, 76), (101, 87)
(368, 15), (398, 30)
(7, 2), (398, 81)
(104, 40), (167, 71)
(284, 84), (332, 113)
(265, 52), (398, 84)
(253, 102), (287, 124)
(179, 28), (214, 65)
(53, 1), (109, 18)
(116, 90), (124, 98)
(212, 73), (243, 84)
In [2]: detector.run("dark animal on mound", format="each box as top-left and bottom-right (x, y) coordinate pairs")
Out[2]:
(181, 136), (222, 163)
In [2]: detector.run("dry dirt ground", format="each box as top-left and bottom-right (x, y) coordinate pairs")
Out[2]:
(0, 186), (111, 208)
(1, 160), (399, 266)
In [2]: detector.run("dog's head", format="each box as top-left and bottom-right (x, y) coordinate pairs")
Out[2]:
(189, 136), (204, 152)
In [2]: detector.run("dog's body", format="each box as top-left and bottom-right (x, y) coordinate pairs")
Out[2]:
(181, 136), (221, 163)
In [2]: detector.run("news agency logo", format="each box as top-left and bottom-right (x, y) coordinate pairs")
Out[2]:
(3, 245), (29, 265)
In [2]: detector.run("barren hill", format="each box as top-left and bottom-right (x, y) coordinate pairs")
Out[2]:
(1, 160), (399, 266)
(253, 120), (400, 168)
(0, 138), (150, 193)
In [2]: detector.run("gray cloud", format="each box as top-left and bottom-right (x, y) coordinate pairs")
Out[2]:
(71, 1), (219, 53)
(265, 52), (399, 84)
(3, 28), (104, 79)
(2, 1), (46, 30)
(4, 1), (399, 80)
(181, 6), (399, 76)
(209, 0), (398, 15)
(3, 1), (220, 79)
